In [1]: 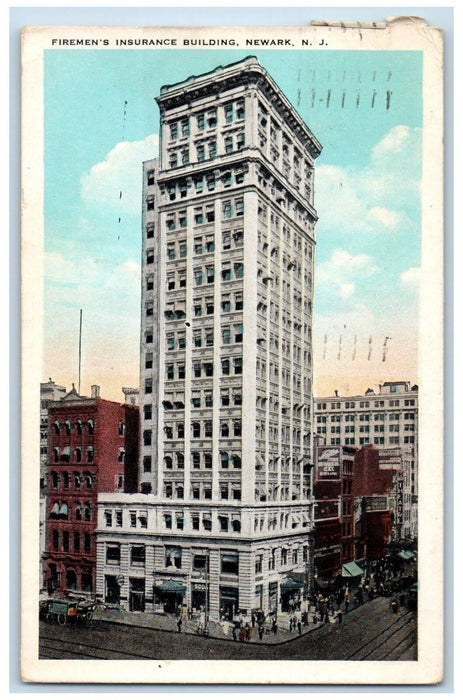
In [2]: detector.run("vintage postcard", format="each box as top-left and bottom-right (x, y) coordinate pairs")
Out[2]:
(21, 20), (444, 684)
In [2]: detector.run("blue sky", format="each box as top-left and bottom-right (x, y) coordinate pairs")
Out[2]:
(44, 49), (423, 400)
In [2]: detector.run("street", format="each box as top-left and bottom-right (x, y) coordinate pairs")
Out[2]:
(39, 596), (417, 661)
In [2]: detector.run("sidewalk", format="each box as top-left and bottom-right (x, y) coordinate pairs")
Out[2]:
(93, 607), (325, 645)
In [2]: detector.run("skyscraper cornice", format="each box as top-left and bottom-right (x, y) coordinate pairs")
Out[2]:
(157, 56), (322, 159)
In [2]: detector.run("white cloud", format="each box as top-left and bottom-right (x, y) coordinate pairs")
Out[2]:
(315, 125), (422, 237)
(81, 134), (159, 214)
(338, 283), (355, 300)
(400, 266), (421, 288)
(317, 249), (379, 286)
(367, 206), (402, 230)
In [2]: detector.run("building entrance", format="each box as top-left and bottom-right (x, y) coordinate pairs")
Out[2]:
(105, 575), (120, 605)
(129, 578), (145, 612)
(220, 586), (239, 621)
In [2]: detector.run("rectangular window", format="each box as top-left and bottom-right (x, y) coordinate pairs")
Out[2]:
(131, 546), (145, 567)
(106, 544), (121, 564)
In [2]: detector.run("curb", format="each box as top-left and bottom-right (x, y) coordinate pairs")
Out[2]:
(91, 612), (326, 647)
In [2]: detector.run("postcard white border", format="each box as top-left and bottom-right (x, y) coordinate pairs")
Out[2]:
(21, 20), (444, 685)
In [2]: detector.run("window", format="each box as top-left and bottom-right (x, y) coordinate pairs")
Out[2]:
(84, 533), (91, 553)
(106, 544), (121, 564)
(131, 546), (145, 567)
(221, 552), (238, 575)
(255, 554), (263, 574)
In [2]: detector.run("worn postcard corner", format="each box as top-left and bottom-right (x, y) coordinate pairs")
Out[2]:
(21, 19), (444, 686)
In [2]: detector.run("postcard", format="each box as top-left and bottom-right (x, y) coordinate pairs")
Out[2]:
(21, 19), (443, 684)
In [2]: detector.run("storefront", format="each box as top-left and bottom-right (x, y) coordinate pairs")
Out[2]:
(191, 582), (207, 612)
(219, 586), (239, 620)
(281, 577), (304, 612)
(105, 574), (121, 605)
(154, 579), (186, 614)
(129, 577), (146, 612)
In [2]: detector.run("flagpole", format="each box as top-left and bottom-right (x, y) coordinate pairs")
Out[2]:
(78, 309), (82, 394)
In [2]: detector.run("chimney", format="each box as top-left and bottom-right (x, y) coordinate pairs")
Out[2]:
(91, 385), (100, 399)
(334, 390), (338, 397)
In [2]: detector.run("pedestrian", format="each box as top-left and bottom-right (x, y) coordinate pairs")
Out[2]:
(187, 607), (192, 620)
(391, 599), (399, 614)
(337, 610), (343, 625)
(258, 624), (264, 641)
(177, 616), (183, 633)
(344, 599), (349, 613)
(245, 622), (251, 641)
(272, 618), (278, 635)
(297, 620), (302, 635)
(232, 624), (238, 641)
(289, 617), (294, 632)
(240, 626), (247, 642)
(251, 612), (256, 627)
(312, 613), (318, 624)
(323, 610), (329, 624)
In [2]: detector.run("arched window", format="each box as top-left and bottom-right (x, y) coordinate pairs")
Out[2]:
(87, 446), (94, 463)
(53, 421), (61, 435)
(87, 419), (94, 435)
(164, 455), (173, 469)
(74, 472), (82, 489)
(76, 420), (83, 435)
(232, 519), (241, 532)
(176, 452), (184, 469)
(220, 422), (229, 437)
(118, 449), (125, 463)
(63, 472), (71, 489)
(65, 419), (72, 436)
(59, 502), (69, 519)
(75, 447), (82, 463)
(51, 471), (60, 490)
(192, 452), (200, 469)
(220, 451), (229, 469)
(84, 503), (92, 522)
(118, 421), (125, 436)
(53, 448), (59, 463)
(75, 502), (82, 520)
(232, 454), (242, 469)
(191, 422), (201, 438)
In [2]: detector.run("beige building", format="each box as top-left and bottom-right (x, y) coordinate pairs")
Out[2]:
(96, 56), (322, 620)
(314, 381), (418, 543)
(314, 381), (418, 450)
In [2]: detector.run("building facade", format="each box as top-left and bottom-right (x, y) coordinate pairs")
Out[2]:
(40, 378), (67, 494)
(313, 445), (356, 581)
(314, 381), (418, 449)
(43, 387), (139, 595)
(96, 56), (321, 621)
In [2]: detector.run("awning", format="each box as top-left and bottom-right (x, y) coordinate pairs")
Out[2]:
(58, 503), (69, 516)
(342, 562), (364, 577)
(50, 502), (60, 515)
(281, 577), (304, 592)
(398, 550), (415, 561)
(61, 446), (71, 456)
(155, 579), (187, 593)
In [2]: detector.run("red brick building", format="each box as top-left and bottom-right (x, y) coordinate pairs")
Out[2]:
(313, 445), (356, 580)
(313, 444), (398, 581)
(43, 386), (139, 595)
(353, 446), (396, 562)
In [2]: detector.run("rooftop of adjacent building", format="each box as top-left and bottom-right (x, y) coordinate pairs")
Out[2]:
(47, 384), (139, 412)
(314, 382), (418, 402)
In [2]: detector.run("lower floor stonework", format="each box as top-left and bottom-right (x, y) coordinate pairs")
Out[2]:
(43, 555), (95, 595)
(95, 534), (315, 622)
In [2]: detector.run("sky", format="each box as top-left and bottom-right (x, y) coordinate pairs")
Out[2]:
(43, 48), (422, 402)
